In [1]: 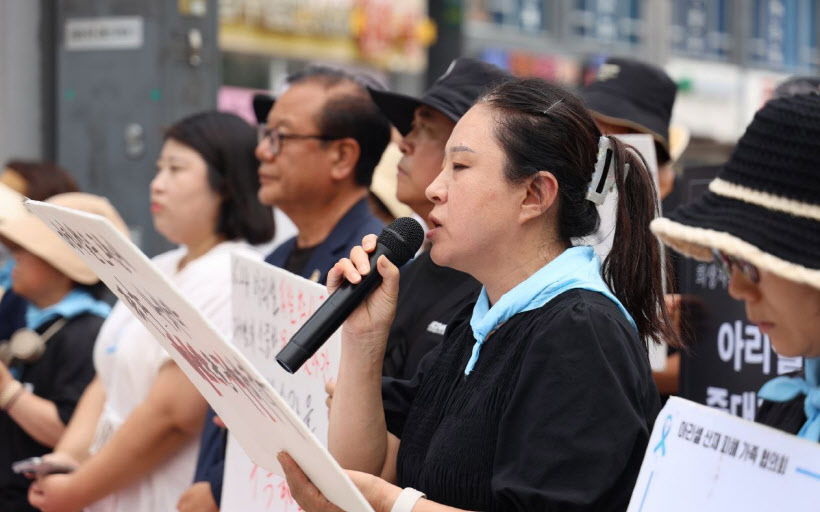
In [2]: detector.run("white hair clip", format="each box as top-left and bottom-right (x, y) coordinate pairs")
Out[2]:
(586, 136), (617, 206)
(542, 98), (563, 115)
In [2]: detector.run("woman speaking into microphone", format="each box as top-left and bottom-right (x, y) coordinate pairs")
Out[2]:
(280, 77), (676, 512)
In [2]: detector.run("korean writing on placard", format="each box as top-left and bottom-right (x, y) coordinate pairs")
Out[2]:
(231, 258), (334, 384)
(49, 219), (135, 273)
(247, 464), (301, 512)
(704, 320), (804, 419)
(693, 262), (729, 290)
(677, 420), (789, 475)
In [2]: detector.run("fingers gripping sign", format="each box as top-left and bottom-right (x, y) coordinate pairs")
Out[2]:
(278, 452), (345, 512)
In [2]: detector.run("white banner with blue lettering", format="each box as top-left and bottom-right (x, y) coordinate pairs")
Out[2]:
(628, 397), (820, 511)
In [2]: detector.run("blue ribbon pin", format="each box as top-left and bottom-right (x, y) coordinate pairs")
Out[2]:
(653, 415), (672, 456)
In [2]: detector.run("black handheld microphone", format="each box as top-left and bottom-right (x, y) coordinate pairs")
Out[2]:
(276, 217), (425, 374)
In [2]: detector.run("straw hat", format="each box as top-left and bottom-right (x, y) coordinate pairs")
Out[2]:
(0, 193), (129, 284)
(651, 93), (820, 290)
(0, 182), (27, 224)
(370, 143), (413, 219)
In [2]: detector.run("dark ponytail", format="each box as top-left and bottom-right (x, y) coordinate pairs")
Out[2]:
(604, 136), (678, 348)
(482, 77), (678, 350)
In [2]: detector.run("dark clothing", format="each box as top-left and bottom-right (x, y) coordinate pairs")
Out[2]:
(755, 371), (807, 436)
(0, 290), (27, 342)
(383, 290), (660, 512)
(0, 314), (101, 512)
(196, 197), (384, 504)
(193, 416), (228, 504)
(661, 175), (684, 294)
(265, 198), (385, 283)
(283, 245), (318, 277)
(383, 251), (480, 380)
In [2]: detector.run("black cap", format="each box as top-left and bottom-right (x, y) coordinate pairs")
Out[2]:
(368, 58), (512, 135)
(252, 93), (275, 124)
(580, 57), (677, 162)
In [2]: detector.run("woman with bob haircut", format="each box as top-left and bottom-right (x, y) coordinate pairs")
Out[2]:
(29, 111), (274, 512)
(277, 77), (676, 511)
(651, 92), (820, 441)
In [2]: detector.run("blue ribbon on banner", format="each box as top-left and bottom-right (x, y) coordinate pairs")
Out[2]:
(653, 415), (672, 456)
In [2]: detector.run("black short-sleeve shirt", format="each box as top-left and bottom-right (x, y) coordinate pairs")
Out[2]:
(383, 251), (480, 380)
(382, 289), (661, 511)
(0, 314), (101, 511)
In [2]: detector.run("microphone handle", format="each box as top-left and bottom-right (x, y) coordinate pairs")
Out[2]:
(275, 243), (395, 373)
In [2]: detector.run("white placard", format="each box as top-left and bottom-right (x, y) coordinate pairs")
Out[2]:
(223, 254), (341, 512)
(25, 200), (372, 512)
(628, 397), (820, 511)
(64, 16), (144, 51)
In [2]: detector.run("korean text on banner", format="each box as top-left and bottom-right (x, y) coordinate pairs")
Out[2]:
(223, 253), (341, 511)
(628, 397), (820, 511)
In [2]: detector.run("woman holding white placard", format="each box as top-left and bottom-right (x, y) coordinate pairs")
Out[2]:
(28, 112), (274, 512)
(279, 77), (676, 511)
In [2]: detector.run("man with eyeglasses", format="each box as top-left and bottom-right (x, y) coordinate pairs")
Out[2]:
(256, 66), (391, 283)
(177, 66), (391, 512)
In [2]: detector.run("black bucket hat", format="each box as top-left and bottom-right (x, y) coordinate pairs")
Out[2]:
(253, 93), (275, 124)
(651, 93), (820, 290)
(368, 58), (512, 135)
(580, 57), (677, 163)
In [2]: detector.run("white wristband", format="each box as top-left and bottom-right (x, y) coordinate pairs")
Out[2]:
(390, 487), (426, 512)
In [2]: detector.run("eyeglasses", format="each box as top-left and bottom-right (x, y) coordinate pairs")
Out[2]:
(712, 248), (760, 284)
(257, 126), (340, 156)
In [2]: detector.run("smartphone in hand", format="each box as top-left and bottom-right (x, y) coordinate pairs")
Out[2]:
(12, 457), (75, 476)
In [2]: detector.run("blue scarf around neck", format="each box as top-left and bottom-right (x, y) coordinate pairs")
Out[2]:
(0, 259), (13, 290)
(758, 357), (820, 442)
(466, 245), (636, 376)
(26, 288), (112, 331)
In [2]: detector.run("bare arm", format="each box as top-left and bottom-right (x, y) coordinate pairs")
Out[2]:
(31, 362), (207, 510)
(329, 332), (399, 480)
(0, 362), (79, 448)
(326, 237), (401, 480)
(6, 389), (66, 447)
(54, 376), (106, 462)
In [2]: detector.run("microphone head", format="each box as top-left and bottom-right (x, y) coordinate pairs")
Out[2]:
(378, 217), (425, 266)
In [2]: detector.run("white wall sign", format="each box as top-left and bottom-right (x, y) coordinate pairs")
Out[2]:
(64, 16), (144, 51)
(25, 200), (372, 512)
(628, 397), (820, 511)
(223, 253), (342, 512)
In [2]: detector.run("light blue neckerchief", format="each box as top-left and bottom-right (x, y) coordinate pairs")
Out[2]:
(0, 259), (13, 290)
(466, 245), (636, 376)
(26, 288), (112, 331)
(758, 357), (820, 442)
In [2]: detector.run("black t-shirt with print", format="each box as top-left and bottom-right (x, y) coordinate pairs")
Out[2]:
(383, 250), (480, 380)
